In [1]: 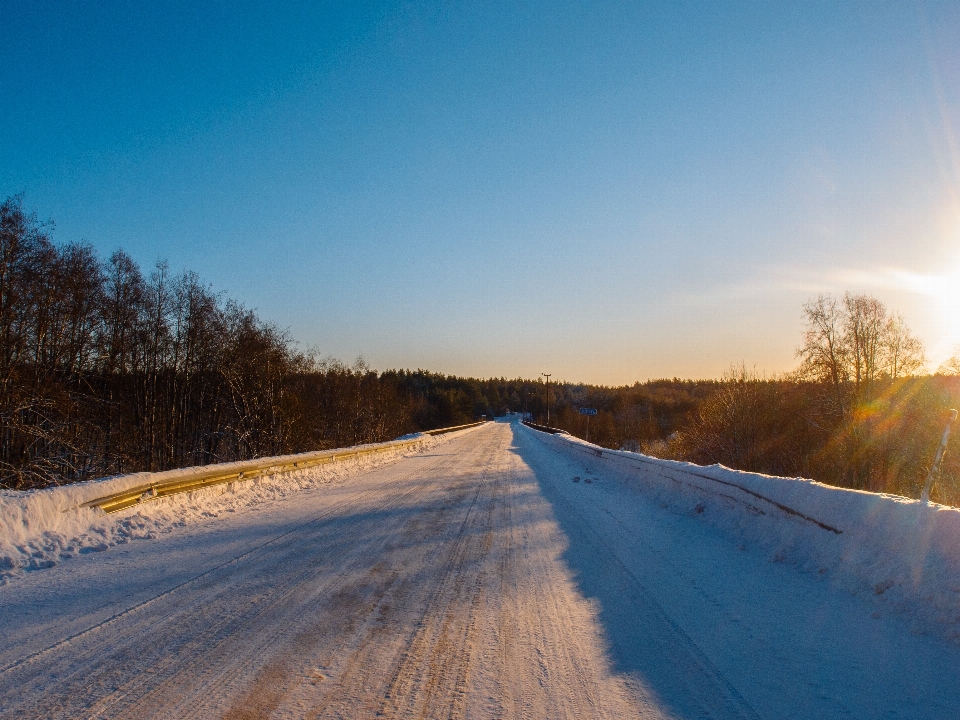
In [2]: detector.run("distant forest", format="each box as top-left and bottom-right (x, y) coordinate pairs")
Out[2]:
(0, 196), (532, 489)
(3, 195), (960, 505)
(535, 295), (960, 506)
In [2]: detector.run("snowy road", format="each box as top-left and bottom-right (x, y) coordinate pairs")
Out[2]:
(2, 419), (960, 718)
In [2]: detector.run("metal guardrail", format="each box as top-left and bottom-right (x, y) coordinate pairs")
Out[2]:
(424, 421), (487, 436)
(521, 420), (568, 435)
(82, 421), (488, 514)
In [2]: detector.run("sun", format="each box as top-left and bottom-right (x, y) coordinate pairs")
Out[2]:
(925, 266), (960, 367)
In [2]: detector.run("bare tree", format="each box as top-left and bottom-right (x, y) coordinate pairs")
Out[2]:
(100, 250), (145, 374)
(796, 294), (849, 416)
(937, 353), (960, 376)
(798, 293), (926, 408)
(884, 312), (925, 379)
(795, 291), (930, 488)
(843, 293), (887, 397)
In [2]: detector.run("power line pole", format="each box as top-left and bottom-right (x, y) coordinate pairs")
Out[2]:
(541, 373), (551, 426)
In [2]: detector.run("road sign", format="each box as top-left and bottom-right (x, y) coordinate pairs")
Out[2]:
(579, 408), (597, 416)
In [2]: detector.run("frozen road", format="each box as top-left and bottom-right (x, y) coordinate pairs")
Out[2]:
(2, 419), (959, 718)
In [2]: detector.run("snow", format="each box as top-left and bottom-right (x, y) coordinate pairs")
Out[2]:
(2, 418), (960, 718)
(0, 432), (454, 584)
(534, 429), (960, 642)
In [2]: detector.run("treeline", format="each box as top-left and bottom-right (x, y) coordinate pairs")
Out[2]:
(0, 196), (512, 490)
(0, 191), (709, 491)
(6, 195), (960, 504)
(539, 294), (960, 506)
(672, 294), (960, 503)
(528, 379), (719, 450)
(543, 377), (960, 506)
(670, 372), (960, 502)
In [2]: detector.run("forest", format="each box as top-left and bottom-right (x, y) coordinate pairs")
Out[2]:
(0, 195), (517, 490)
(536, 296), (960, 506)
(3, 195), (960, 505)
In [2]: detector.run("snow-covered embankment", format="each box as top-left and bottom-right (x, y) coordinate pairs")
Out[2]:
(529, 427), (960, 639)
(0, 433), (447, 584)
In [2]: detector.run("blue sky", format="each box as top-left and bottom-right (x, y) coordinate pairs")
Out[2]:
(3, 1), (959, 383)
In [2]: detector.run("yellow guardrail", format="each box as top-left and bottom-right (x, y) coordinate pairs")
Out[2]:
(81, 421), (487, 514)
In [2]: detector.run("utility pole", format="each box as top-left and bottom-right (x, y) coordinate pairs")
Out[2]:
(541, 373), (551, 426)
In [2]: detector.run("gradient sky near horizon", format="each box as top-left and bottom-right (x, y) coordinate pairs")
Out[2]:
(3, 1), (960, 384)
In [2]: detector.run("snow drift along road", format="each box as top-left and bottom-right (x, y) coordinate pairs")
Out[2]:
(536, 429), (960, 643)
(1, 418), (959, 718)
(0, 433), (439, 584)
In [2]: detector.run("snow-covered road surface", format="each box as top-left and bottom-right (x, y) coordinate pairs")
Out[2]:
(2, 419), (960, 718)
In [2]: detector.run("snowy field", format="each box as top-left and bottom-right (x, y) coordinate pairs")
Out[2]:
(1, 418), (960, 718)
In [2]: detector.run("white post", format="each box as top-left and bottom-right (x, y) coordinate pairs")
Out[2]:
(922, 409), (958, 503)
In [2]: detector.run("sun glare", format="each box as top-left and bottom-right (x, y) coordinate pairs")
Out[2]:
(871, 255), (960, 370)
(917, 264), (960, 367)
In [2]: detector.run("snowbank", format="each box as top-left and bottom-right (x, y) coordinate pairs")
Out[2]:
(527, 427), (960, 639)
(0, 432), (458, 584)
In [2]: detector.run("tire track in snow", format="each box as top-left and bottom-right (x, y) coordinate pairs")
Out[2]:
(0, 451), (456, 718)
(519, 426), (762, 719)
(292, 432), (499, 719)
(93, 451), (461, 719)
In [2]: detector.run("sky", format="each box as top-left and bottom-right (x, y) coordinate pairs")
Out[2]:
(2, 1), (960, 385)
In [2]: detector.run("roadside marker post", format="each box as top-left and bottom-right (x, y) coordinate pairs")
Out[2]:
(922, 408), (958, 503)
